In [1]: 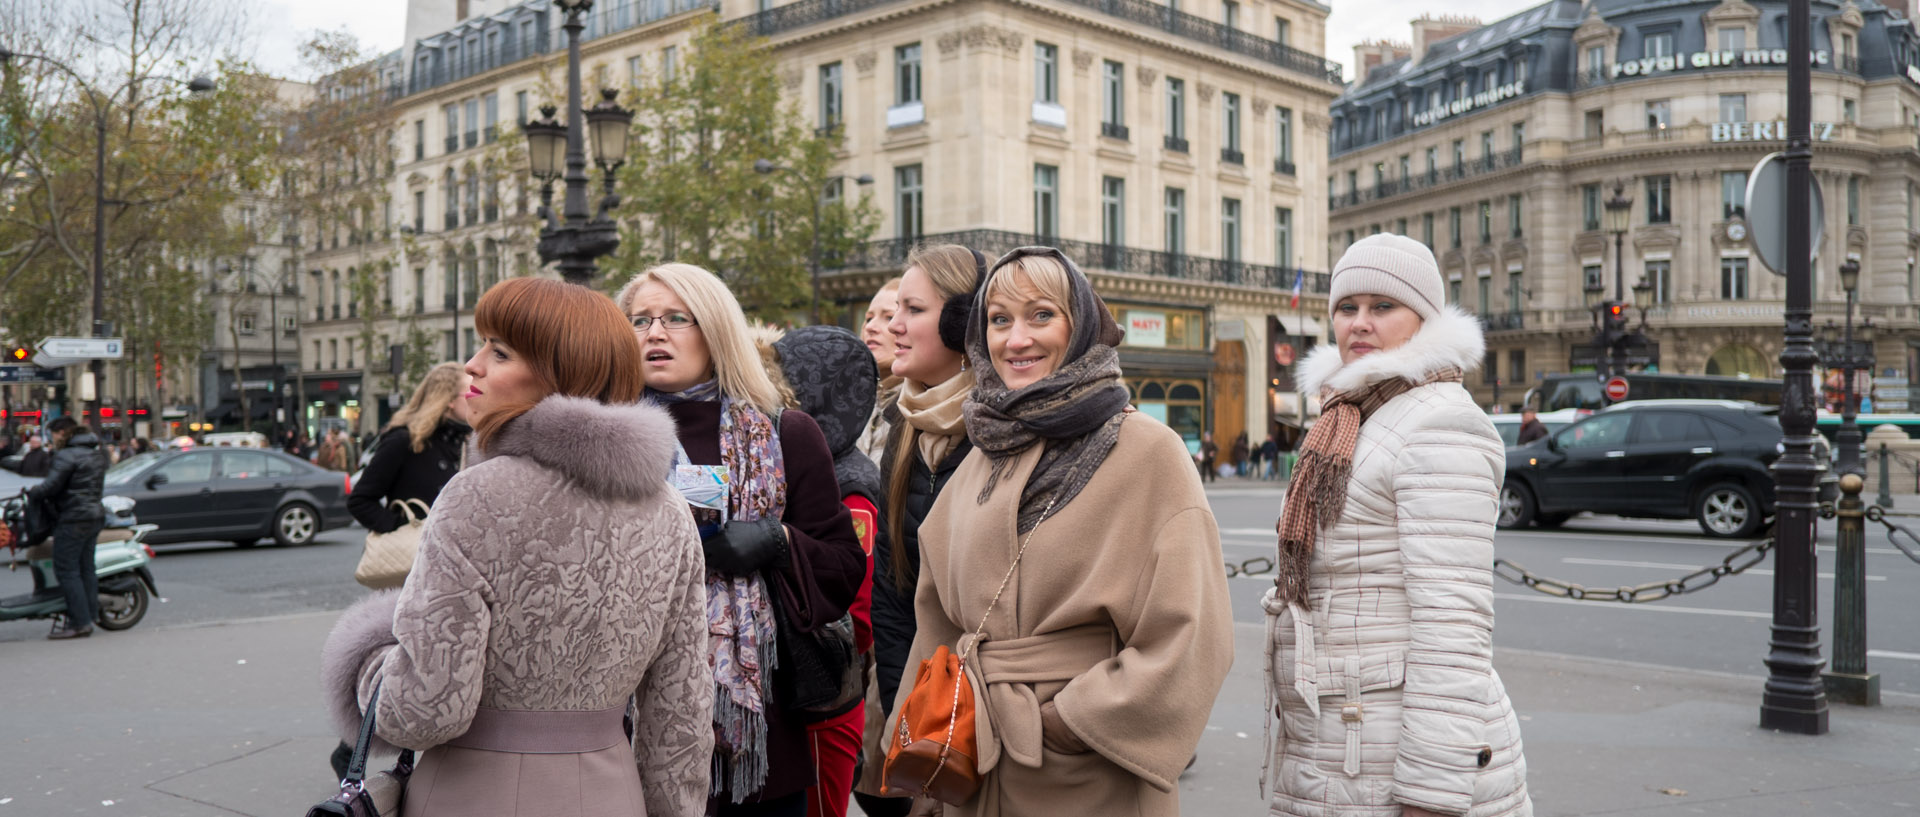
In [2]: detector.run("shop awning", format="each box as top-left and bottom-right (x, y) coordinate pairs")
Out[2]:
(1280, 316), (1325, 338)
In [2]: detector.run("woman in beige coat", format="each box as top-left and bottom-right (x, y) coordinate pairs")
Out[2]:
(1264, 234), (1530, 817)
(892, 247), (1234, 817)
(320, 278), (713, 817)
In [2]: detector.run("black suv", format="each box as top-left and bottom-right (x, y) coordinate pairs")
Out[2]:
(1499, 400), (1831, 538)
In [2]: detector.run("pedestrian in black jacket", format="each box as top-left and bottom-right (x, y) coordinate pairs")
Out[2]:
(17, 436), (51, 477)
(347, 361), (472, 535)
(26, 417), (108, 639)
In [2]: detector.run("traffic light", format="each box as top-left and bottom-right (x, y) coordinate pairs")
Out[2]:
(7, 346), (27, 362)
(1602, 301), (1628, 334)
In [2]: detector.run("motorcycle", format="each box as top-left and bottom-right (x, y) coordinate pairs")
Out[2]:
(1, 492), (160, 631)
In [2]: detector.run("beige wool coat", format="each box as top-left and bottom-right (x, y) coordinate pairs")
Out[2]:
(1264, 307), (1531, 817)
(891, 413), (1234, 817)
(321, 396), (713, 817)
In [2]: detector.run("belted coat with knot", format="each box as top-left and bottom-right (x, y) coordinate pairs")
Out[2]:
(1262, 306), (1531, 817)
(889, 413), (1234, 817)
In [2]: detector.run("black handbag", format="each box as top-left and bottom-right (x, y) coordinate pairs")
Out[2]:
(772, 600), (864, 717)
(22, 493), (55, 548)
(306, 684), (415, 817)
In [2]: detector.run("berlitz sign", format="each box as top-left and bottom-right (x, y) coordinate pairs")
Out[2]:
(1712, 121), (1836, 142)
(1611, 49), (1830, 78)
(1412, 80), (1526, 128)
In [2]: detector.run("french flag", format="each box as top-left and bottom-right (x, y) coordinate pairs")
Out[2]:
(1289, 267), (1304, 309)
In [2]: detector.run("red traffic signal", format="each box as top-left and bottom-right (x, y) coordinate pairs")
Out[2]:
(7, 347), (27, 362)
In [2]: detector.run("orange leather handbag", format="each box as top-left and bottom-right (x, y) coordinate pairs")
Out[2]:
(882, 497), (1056, 805)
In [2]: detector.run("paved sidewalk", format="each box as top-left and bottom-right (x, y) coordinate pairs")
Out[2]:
(3, 613), (1916, 816)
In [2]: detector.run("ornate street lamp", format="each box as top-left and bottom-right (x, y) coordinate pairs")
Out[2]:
(753, 159), (874, 324)
(1632, 276), (1654, 329)
(1823, 256), (1880, 706)
(1598, 181), (1634, 379)
(526, 0), (635, 287)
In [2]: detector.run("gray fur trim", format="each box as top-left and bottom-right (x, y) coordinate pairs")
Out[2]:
(320, 590), (402, 754)
(481, 396), (679, 502)
(1298, 305), (1486, 397)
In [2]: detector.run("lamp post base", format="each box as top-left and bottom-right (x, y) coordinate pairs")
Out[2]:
(1821, 671), (1881, 706)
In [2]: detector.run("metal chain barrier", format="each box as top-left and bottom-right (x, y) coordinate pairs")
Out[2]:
(1864, 505), (1920, 565)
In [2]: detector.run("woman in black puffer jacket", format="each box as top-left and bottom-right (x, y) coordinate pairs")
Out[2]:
(347, 361), (471, 536)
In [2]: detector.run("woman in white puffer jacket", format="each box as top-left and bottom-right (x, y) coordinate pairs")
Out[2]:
(1263, 233), (1531, 817)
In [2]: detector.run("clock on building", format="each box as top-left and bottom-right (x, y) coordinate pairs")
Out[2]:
(1726, 222), (1747, 242)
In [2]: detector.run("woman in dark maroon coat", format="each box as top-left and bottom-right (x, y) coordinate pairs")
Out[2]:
(617, 263), (864, 817)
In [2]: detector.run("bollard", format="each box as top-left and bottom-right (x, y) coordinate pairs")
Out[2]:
(1877, 443), (1895, 508)
(1823, 473), (1881, 706)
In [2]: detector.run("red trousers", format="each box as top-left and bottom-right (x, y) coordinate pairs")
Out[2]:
(803, 703), (865, 817)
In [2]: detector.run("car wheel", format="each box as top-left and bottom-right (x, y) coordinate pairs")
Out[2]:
(1535, 512), (1572, 528)
(95, 580), (150, 631)
(272, 503), (319, 547)
(1696, 482), (1762, 539)
(1498, 481), (1537, 529)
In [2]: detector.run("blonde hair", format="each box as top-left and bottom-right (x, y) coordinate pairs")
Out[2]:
(877, 276), (902, 293)
(387, 362), (467, 453)
(615, 263), (785, 416)
(982, 254), (1076, 337)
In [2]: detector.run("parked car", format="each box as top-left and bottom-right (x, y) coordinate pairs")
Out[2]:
(101, 449), (353, 547)
(1500, 400), (1833, 538)
(1488, 408), (1585, 448)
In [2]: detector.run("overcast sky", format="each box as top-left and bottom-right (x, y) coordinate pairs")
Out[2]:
(243, 0), (1547, 83)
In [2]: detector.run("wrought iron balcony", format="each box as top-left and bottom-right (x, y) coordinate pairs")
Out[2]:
(464, 131), (478, 149)
(1481, 312), (1525, 332)
(830, 229), (1331, 294)
(1101, 122), (1130, 141)
(444, 135), (458, 154)
(484, 125), (498, 143)
(1164, 135), (1189, 153)
(445, 211), (459, 230)
(1273, 159), (1295, 176)
(1221, 147), (1244, 165)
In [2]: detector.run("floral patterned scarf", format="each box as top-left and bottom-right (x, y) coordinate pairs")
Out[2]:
(650, 380), (785, 801)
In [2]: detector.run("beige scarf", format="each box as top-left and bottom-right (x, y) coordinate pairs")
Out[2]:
(897, 370), (974, 466)
(1274, 366), (1463, 609)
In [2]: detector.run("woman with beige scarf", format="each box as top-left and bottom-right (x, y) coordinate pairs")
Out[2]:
(1264, 234), (1531, 817)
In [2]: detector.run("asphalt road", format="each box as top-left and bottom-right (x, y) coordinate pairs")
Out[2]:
(1209, 484), (1920, 696)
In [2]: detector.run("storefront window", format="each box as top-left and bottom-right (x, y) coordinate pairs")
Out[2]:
(1112, 305), (1207, 350)
(1129, 379), (1206, 450)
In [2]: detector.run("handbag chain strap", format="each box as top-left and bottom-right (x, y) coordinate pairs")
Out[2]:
(922, 496), (1057, 793)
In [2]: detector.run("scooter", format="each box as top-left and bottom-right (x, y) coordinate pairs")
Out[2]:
(1, 493), (160, 631)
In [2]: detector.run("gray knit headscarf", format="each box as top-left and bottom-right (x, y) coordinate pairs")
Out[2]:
(963, 247), (1130, 533)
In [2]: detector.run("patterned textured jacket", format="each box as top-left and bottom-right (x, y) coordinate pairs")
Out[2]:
(1264, 307), (1532, 817)
(322, 395), (713, 817)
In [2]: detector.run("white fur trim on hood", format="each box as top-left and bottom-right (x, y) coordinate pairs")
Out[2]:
(1297, 305), (1486, 396)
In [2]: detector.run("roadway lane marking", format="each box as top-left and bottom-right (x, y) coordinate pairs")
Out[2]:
(1560, 557), (1887, 582)
(1505, 531), (1907, 558)
(1870, 650), (1920, 662)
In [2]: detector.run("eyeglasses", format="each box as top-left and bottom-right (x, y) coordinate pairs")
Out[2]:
(629, 312), (699, 332)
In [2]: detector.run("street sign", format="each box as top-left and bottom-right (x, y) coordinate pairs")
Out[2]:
(36, 336), (124, 359)
(31, 353), (84, 369)
(1605, 377), (1631, 402)
(1744, 152), (1826, 276)
(0, 364), (67, 384)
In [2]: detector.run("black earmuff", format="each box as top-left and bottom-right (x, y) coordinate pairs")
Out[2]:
(936, 249), (993, 352)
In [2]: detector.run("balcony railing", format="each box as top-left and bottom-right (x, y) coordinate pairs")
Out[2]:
(1101, 122), (1130, 141)
(830, 229), (1331, 293)
(444, 294), (458, 312)
(464, 130), (478, 148)
(1164, 135), (1189, 153)
(484, 204), (499, 222)
(444, 135), (458, 154)
(1274, 159), (1295, 176)
(1221, 147), (1244, 165)
(736, 0), (1341, 84)
(445, 211), (459, 230)
(1331, 146), (1532, 211)
(1840, 54), (1860, 73)
(1480, 312), (1525, 332)
(484, 125), (498, 143)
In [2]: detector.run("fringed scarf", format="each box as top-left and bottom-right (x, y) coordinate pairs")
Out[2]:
(649, 380), (783, 802)
(897, 369), (974, 467)
(1274, 366), (1464, 609)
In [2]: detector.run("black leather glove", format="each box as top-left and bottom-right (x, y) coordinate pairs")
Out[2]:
(702, 517), (790, 575)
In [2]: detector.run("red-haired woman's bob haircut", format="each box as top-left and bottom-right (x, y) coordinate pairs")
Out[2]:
(470, 277), (645, 452)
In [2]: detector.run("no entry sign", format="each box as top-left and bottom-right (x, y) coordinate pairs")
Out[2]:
(1605, 376), (1630, 402)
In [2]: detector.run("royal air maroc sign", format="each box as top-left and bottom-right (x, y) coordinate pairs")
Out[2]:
(1611, 49), (1830, 78)
(1412, 81), (1527, 128)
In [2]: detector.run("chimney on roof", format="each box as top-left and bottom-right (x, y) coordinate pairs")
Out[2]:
(1352, 40), (1415, 78)
(1409, 13), (1484, 63)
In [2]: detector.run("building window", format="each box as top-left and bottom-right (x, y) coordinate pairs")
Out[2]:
(1477, 274), (1491, 315)
(1449, 278), (1462, 305)
(1422, 213), (1435, 247)
(1847, 176), (1860, 226)
(1584, 109), (1604, 139)
(1646, 259), (1671, 304)
(820, 62), (843, 130)
(1033, 164), (1059, 238)
(662, 46), (677, 80)
(1396, 217), (1408, 235)
(1223, 92), (1242, 155)
(1644, 32), (1673, 60)
(515, 91), (528, 126)
(1646, 175), (1672, 223)
(1035, 43), (1058, 104)
(1844, 99), (1857, 125)
(1718, 27), (1746, 51)
(413, 268), (426, 314)
(413, 191), (425, 233)
(1583, 264), (1604, 294)
(483, 94), (498, 142)
(1719, 93), (1746, 123)
(464, 98), (478, 146)
(1646, 99), (1671, 131)
(1398, 154), (1410, 181)
(413, 119), (424, 161)
(238, 312), (256, 335)
(1508, 193), (1522, 237)
(1721, 256), (1749, 299)
(1276, 16), (1290, 44)
(1723, 171), (1748, 219)
(1222, 198), (1241, 262)
(1223, 0), (1239, 28)
(1276, 107), (1293, 168)
(1424, 146), (1437, 178)
(629, 55), (644, 84)
(1477, 200), (1492, 243)
(443, 103), (458, 153)
(1451, 138), (1464, 171)
(1102, 60), (1124, 133)
(895, 43), (921, 105)
(1585, 46), (1605, 78)
(1508, 350), (1526, 389)
(443, 331), (456, 362)
(1582, 183), (1602, 231)
(1102, 177), (1125, 246)
(1164, 187), (1185, 254)
(1449, 206), (1462, 248)
(895, 164), (923, 240)
(1511, 121), (1525, 159)
(1275, 206), (1293, 267)
(1507, 270), (1524, 310)
(1165, 78), (1186, 144)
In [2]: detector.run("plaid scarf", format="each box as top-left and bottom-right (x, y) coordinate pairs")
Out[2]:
(1274, 366), (1463, 609)
(650, 381), (783, 801)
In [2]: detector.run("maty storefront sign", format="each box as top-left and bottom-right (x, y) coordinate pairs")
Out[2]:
(1125, 310), (1167, 347)
(1412, 81), (1526, 128)
(1712, 121), (1836, 142)
(1613, 49), (1830, 78)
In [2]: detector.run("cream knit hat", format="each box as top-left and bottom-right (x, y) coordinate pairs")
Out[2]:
(1327, 234), (1445, 321)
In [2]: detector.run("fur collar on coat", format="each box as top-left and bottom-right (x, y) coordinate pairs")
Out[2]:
(477, 395), (679, 503)
(1297, 305), (1486, 396)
